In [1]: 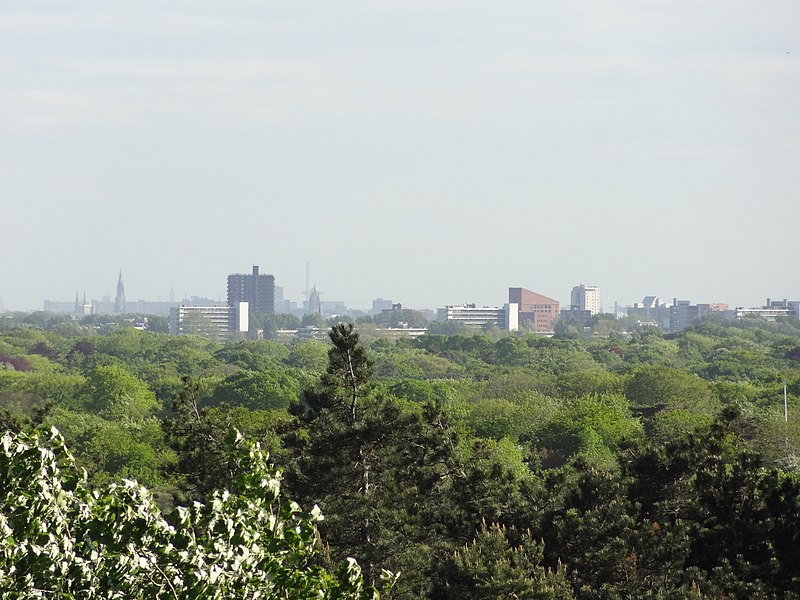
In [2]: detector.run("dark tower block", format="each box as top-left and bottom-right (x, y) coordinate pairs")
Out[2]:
(227, 265), (275, 315)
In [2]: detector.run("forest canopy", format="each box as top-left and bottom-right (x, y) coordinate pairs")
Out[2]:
(1, 312), (800, 597)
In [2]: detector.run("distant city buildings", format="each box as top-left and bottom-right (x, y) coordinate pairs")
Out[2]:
(42, 294), (90, 315)
(508, 287), (560, 333)
(32, 266), (800, 336)
(168, 263), (278, 340)
(169, 302), (249, 341)
(320, 300), (347, 315)
(667, 300), (730, 332)
(227, 266), (275, 315)
(669, 300), (699, 332)
(620, 296), (798, 330)
(561, 283), (601, 329)
(371, 298), (394, 315)
(735, 298), (800, 320)
(114, 272), (126, 314)
(560, 308), (593, 328)
(570, 284), (601, 315)
(45, 272), (196, 317)
(766, 298), (800, 318)
(305, 285), (322, 315)
(75, 292), (94, 316)
(276, 299), (298, 313)
(697, 303), (729, 316)
(624, 296), (670, 328)
(439, 304), (511, 330)
(623, 297), (730, 332)
(44, 294), (222, 317)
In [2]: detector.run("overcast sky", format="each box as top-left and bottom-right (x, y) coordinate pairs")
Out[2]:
(2, 0), (798, 312)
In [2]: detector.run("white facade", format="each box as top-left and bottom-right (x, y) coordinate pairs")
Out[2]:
(735, 307), (795, 320)
(505, 302), (519, 332)
(236, 301), (249, 333)
(570, 284), (601, 315)
(169, 304), (246, 340)
(735, 298), (800, 321)
(440, 303), (518, 331)
(766, 299), (800, 318)
(440, 304), (505, 328)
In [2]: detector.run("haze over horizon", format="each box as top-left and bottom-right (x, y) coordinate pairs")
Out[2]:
(2, 1), (799, 312)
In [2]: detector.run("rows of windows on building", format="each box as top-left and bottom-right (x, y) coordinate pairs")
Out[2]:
(36, 269), (800, 341)
(434, 289), (799, 336)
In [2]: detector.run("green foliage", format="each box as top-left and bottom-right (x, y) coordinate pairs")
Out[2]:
(179, 311), (221, 339)
(209, 369), (301, 411)
(82, 364), (159, 420)
(260, 313), (301, 338)
(3, 311), (800, 596)
(285, 339), (330, 371)
(374, 348), (464, 379)
(89, 329), (220, 379)
(435, 522), (575, 599)
(388, 379), (458, 405)
(321, 323), (374, 417)
(426, 439), (542, 547)
(214, 340), (290, 371)
(751, 407), (800, 472)
(465, 398), (521, 440)
(649, 409), (714, 446)
(301, 313), (327, 328)
(530, 394), (642, 467)
(0, 370), (84, 414)
(556, 369), (625, 399)
(544, 463), (694, 598)
(44, 407), (171, 487)
(0, 427), (392, 599)
(426, 320), (470, 336)
(164, 377), (289, 499)
(145, 315), (170, 333)
(625, 365), (718, 416)
(374, 308), (428, 328)
(286, 325), (465, 593)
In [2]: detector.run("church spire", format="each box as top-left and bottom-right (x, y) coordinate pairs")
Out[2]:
(114, 271), (126, 314)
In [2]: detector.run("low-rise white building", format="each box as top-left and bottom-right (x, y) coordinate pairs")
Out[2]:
(734, 298), (800, 321)
(169, 301), (249, 340)
(439, 303), (519, 331)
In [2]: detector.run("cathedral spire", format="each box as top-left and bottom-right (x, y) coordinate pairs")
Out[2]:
(114, 271), (126, 314)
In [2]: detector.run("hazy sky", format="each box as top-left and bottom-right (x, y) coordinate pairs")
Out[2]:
(2, 1), (799, 312)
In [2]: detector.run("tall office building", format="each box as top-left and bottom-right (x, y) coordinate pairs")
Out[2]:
(570, 284), (601, 315)
(227, 265), (275, 315)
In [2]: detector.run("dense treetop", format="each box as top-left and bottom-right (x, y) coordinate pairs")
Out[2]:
(1, 311), (800, 597)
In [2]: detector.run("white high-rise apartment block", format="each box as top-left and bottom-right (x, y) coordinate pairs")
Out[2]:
(570, 284), (601, 315)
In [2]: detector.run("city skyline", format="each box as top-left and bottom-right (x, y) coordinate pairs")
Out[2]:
(2, 1), (799, 311)
(10, 265), (795, 315)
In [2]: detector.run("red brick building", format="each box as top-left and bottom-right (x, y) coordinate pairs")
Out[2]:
(508, 287), (560, 332)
